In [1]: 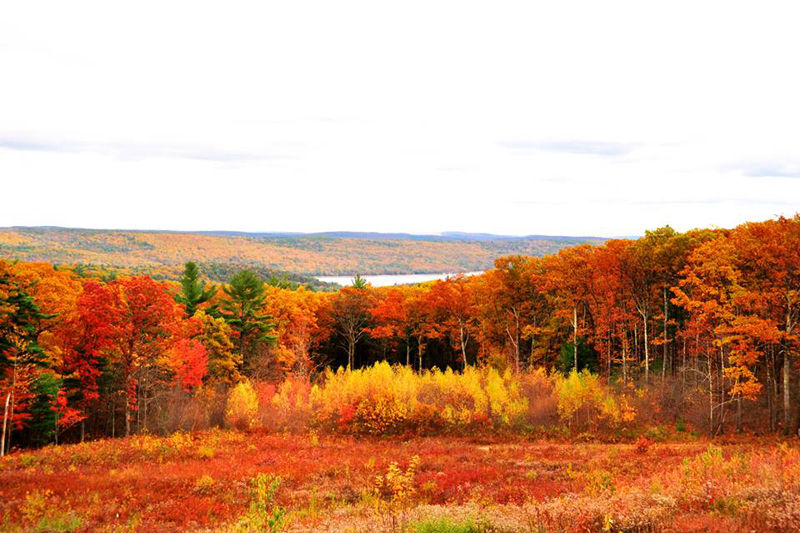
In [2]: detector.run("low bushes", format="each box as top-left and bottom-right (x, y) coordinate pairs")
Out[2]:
(243, 362), (640, 436)
(225, 380), (259, 430)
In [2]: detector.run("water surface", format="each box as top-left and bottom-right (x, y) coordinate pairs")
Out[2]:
(315, 272), (482, 287)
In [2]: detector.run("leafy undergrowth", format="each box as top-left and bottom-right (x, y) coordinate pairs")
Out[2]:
(0, 430), (798, 532)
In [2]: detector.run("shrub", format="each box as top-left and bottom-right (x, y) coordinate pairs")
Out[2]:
(194, 474), (215, 494)
(248, 363), (644, 436)
(265, 377), (312, 432)
(20, 490), (83, 533)
(197, 445), (215, 459)
(233, 473), (286, 533)
(518, 368), (559, 427)
(634, 436), (654, 454)
(308, 362), (531, 435)
(226, 380), (259, 430)
(554, 369), (635, 431)
(412, 518), (482, 533)
(373, 456), (420, 532)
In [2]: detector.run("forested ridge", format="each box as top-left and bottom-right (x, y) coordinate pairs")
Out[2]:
(1, 215), (799, 454)
(0, 227), (603, 276)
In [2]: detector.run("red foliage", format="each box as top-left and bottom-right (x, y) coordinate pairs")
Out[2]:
(634, 435), (654, 454)
(167, 338), (208, 391)
(52, 388), (86, 429)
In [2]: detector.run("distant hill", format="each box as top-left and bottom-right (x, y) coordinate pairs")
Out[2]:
(0, 226), (607, 277)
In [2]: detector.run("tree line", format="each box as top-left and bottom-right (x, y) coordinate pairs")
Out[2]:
(1, 215), (799, 450)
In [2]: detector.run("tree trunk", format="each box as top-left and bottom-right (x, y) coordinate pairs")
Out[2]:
(348, 339), (355, 369)
(509, 308), (520, 372)
(785, 310), (795, 436)
(662, 286), (668, 382)
(7, 363), (17, 455)
(125, 399), (131, 438)
(784, 347), (792, 436)
(622, 329), (628, 384)
(459, 323), (468, 370)
(530, 317), (537, 369)
(643, 315), (650, 385)
(736, 396), (743, 434)
(708, 354), (714, 438)
(0, 392), (10, 457)
(681, 336), (687, 397)
(573, 306), (578, 371)
(406, 340), (411, 367)
(142, 385), (148, 434)
(719, 348), (725, 436)
(770, 345), (778, 432)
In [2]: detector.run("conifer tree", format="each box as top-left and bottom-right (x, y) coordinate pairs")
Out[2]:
(220, 270), (277, 373)
(175, 262), (217, 317)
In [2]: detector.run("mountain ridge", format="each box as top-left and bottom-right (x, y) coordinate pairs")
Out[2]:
(0, 226), (608, 277)
(5, 226), (608, 241)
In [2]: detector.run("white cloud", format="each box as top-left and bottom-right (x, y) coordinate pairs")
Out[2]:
(1, 0), (798, 236)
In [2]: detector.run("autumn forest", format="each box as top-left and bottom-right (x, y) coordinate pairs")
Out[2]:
(2, 215), (800, 532)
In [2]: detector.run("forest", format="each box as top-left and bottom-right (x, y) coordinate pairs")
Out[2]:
(2, 215), (800, 532)
(0, 227), (601, 276)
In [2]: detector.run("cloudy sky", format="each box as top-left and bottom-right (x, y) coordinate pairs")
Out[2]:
(1, 1), (798, 237)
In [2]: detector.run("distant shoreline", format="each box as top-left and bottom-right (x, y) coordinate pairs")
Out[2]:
(315, 271), (483, 287)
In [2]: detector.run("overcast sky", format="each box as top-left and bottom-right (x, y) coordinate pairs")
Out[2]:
(1, 1), (798, 237)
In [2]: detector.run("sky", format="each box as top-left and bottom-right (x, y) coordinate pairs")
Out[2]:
(1, 1), (799, 237)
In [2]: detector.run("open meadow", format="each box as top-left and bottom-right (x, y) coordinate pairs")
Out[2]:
(2, 216), (800, 532)
(2, 429), (799, 532)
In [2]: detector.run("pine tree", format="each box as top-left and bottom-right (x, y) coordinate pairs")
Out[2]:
(175, 262), (217, 317)
(219, 270), (277, 374)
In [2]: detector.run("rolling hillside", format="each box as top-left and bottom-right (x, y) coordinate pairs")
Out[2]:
(0, 226), (605, 276)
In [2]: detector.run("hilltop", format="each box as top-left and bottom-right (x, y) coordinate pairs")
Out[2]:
(0, 226), (605, 278)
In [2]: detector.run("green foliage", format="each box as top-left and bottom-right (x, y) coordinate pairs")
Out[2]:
(351, 273), (368, 289)
(233, 473), (286, 533)
(175, 261), (217, 317)
(412, 518), (482, 533)
(0, 265), (53, 370)
(220, 270), (277, 371)
(558, 337), (597, 373)
(27, 372), (60, 446)
(19, 490), (83, 533)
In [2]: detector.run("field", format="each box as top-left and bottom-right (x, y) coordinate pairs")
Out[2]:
(2, 430), (799, 532)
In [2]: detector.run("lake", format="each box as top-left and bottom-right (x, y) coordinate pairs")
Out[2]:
(315, 271), (483, 287)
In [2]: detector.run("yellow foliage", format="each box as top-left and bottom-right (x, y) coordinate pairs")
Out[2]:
(554, 370), (636, 430)
(226, 380), (259, 429)
(308, 361), (530, 434)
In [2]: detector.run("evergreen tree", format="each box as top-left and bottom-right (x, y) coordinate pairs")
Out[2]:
(26, 372), (59, 447)
(0, 263), (54, 454)
(219, 270), (277, 373)
(175, 262), (217, 317)
(352, 273), (368, 289)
